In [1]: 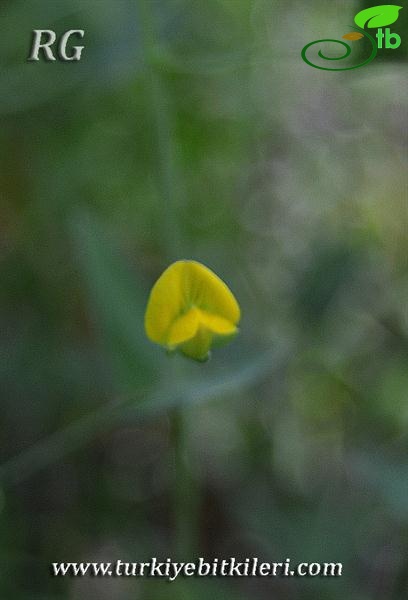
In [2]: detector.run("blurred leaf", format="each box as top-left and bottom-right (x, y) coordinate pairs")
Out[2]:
(0, 349), (278, 487)
(295, 240), (356, 326)
(71, 211), (155, 391)
(351, 452), (408, 520)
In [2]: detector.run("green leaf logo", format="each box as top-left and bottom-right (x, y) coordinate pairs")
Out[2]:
(354, 5), (402, 29)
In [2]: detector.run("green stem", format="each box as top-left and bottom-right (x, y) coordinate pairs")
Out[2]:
(172, 407), (199, 558)
(138, 0), (183, 259)
(138, 0), (196, 556)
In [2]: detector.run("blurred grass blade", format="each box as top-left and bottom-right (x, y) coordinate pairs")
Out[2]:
(0, 349), (280, 488)
(71, 210), (156, 390)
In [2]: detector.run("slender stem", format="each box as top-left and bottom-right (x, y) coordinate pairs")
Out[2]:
(138, 0), (197, 556)
(138, 0), (183, 260)
(172, 406), (199, 558)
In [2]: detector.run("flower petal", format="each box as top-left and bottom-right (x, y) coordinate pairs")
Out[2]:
(167, 307), (200, 346)
(145, 260), (240, 345)
(181, 261), (240, 325)
(144, 261), (186, 344)
(198, 310), (237, 336)
(144, 260), (241, 360)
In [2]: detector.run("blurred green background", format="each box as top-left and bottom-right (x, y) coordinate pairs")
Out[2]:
(0, 1), (407, 598)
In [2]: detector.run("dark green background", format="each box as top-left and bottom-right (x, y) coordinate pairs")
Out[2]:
(0, 1), (407, 598)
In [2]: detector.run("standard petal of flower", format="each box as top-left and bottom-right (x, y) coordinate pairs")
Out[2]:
(144, 262), (185, 344)
(181, 261), (240, 325)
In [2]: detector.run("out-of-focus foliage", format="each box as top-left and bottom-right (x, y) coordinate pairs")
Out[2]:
(0, 1), (407, 599)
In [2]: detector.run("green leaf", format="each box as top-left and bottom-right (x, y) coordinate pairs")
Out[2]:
(71, 211), (156, 390)
(354, 5), (402, 29)
(0, 349), (279, 487)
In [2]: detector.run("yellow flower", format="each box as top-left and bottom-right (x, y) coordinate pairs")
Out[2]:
(144, 260), (240, 361)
